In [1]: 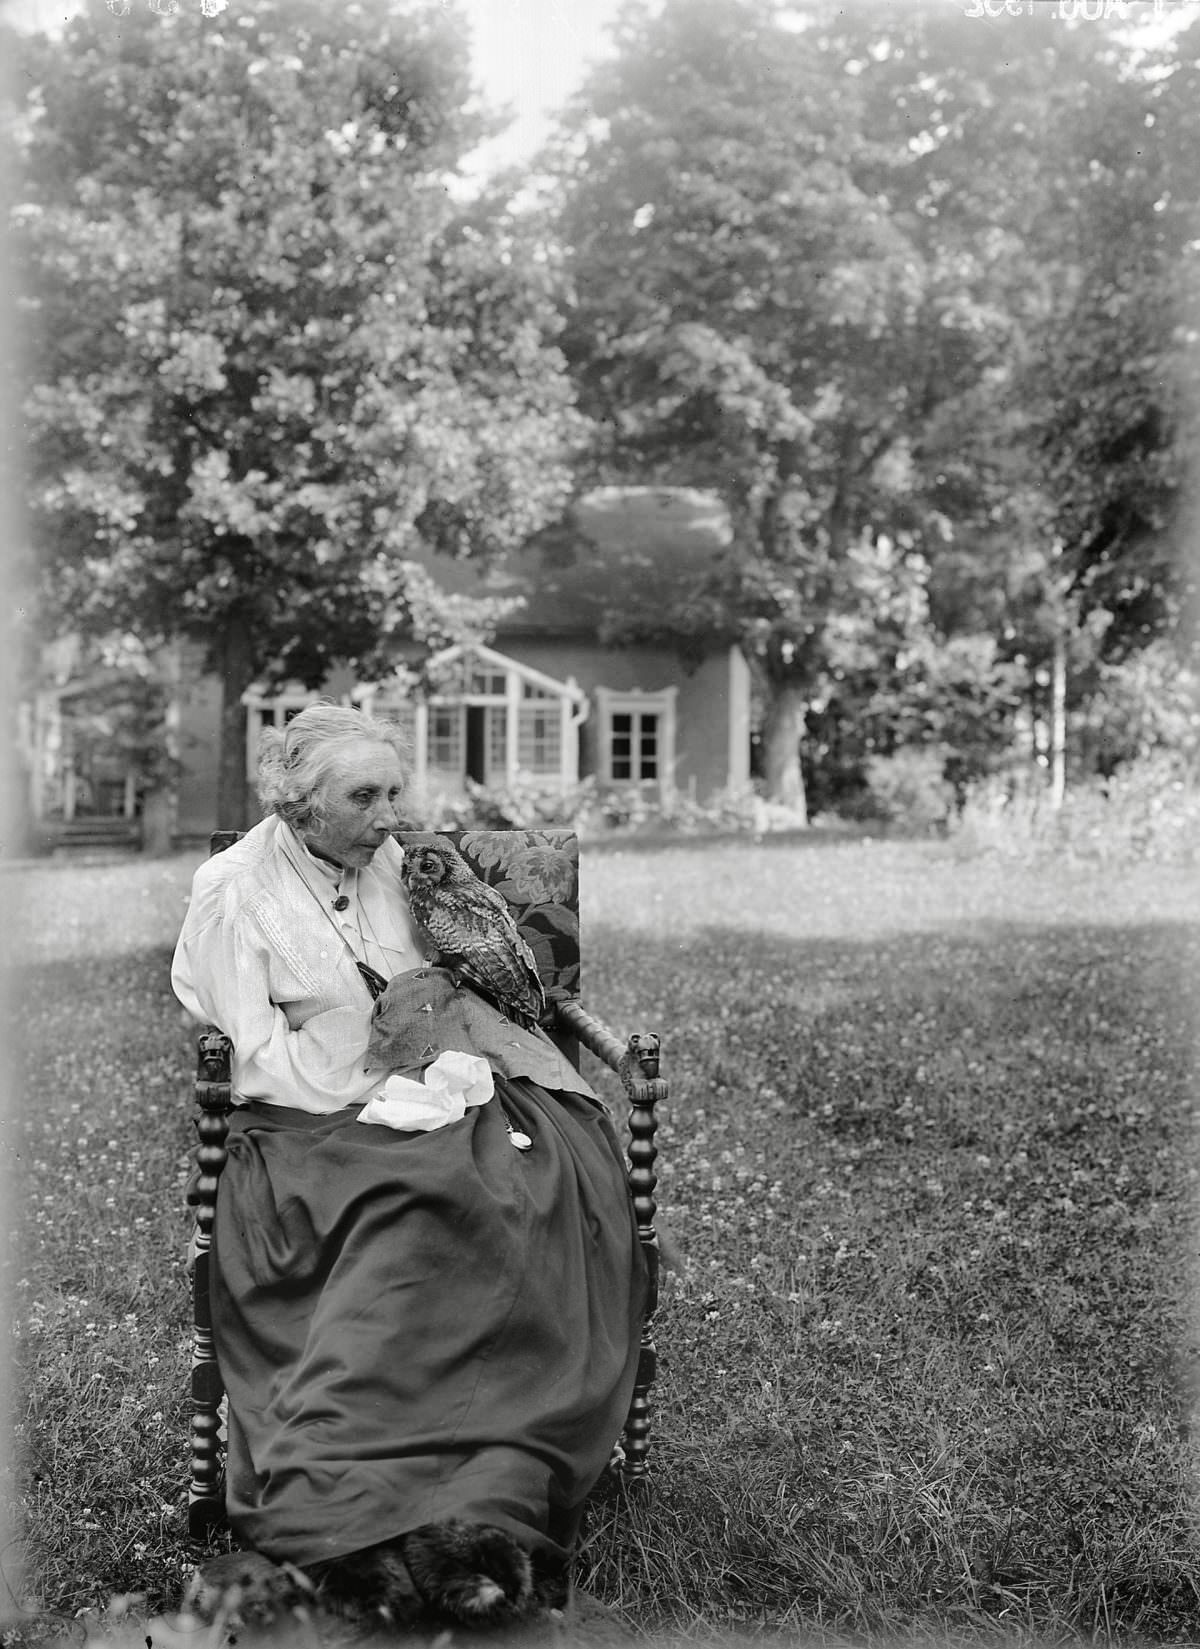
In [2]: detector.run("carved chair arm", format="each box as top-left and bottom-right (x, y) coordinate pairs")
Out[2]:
(191, 1029), (234, 1224)
(551, 1001), (664, 1486)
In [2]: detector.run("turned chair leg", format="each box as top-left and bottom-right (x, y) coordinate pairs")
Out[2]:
(621, 1033), (664, 1486)
(188, 1028), (232, 1539)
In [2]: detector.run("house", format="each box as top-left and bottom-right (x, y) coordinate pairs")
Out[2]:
(23, 488), (755, 849)
(16, 634), (163, 853)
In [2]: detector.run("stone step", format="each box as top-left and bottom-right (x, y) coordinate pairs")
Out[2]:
(42, 816), (143, 852)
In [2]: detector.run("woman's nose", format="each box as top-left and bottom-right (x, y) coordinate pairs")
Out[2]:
(371, 796), (400, 829)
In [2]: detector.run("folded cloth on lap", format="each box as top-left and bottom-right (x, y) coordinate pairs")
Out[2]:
(365, 965), (596, 1100)
(358, 1049), (494, 1132)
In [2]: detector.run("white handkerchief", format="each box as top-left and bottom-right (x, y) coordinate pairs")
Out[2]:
(357, 1050), (494, 1132)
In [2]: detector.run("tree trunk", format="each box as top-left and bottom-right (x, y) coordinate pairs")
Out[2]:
(141, 787), (175, 855)
(140, 642), (182, 854)
(1049, 623), (1067, 810)
(216, 607), (255, 830)
(761, 681), (808, 817)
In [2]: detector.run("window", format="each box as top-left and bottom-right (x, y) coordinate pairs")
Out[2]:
(597, 688), (677, 794)
(480, 706), (505, 781)
(357, 647), (583, 794)
(256, 704), (305, 729)
(428, 706), (463, 773)
(244, 688), (318, 780)
(469, 670), (508, 697)
(518, 705), (561, 775)
(609, 710), (658, 781)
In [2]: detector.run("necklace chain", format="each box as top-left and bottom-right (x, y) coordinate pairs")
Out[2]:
(283, 826), (418, 983)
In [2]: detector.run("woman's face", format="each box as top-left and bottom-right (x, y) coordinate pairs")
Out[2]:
(301, 738), (406, 869)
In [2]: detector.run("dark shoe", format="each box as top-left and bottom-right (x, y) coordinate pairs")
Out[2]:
(309, 1539), (423, 1629)
(399, 1519), (533, 1623)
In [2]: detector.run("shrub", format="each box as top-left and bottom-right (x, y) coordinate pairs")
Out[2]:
(580, 781), (774, 838)
(406, 776), (775, 839)
(859, 746), (956, 831)
(954, 753), (1200, 866)
(406, 774), (597, 832)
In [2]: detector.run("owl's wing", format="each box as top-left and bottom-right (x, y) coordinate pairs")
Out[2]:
(424, 882), (545, 1025)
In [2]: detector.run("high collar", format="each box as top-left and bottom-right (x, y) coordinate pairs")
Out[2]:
(282, 822), (354, 890)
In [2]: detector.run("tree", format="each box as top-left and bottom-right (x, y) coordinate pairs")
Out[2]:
(545, 0), (954, 810)
(807, 1), (1200, 671)
(1019, 14), (1200, 658)
(15, 0), (583, 827)
(544, 0), (1187, 809)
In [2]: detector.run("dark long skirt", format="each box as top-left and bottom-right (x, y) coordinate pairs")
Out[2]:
(211, 1076), (647, 1570)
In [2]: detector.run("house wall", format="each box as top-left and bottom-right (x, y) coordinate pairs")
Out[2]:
(683, 646), (752, 797)
(506, 638), (751, 799)
(170, 638), (752, 842)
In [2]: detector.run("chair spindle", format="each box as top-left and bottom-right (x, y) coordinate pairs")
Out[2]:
(188, 1027), (233, 1538)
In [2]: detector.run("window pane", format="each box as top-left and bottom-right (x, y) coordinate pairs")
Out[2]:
(428, 708), (462, 771)
(468, 670), (507, 696)
(519, 704), (561, 774)
(487, 706), (507, 779)
(638, 714), (659, 779)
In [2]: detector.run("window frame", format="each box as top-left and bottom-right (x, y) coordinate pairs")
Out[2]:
(242, 686), (321, 782)
(595, 687), (678, 796)
(356, 645), (585, 794)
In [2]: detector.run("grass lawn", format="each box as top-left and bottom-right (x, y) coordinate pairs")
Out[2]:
(5, 835), (1200, 1646)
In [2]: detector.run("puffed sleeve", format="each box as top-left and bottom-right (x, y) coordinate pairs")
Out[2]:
(172, 873), (381, 1116)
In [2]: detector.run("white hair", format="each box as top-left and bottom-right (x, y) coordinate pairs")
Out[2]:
(256, 703), (412, 830)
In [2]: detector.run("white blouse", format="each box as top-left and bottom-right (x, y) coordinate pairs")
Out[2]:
(172, 816), (426, 1115)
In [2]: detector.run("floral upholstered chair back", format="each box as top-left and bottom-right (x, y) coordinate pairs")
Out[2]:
(394, 829), (581, 1007)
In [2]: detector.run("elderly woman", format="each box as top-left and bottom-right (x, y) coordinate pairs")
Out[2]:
(172, 705), (646, 1626)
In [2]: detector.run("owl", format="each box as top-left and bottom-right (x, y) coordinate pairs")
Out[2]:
(401, 838), (546, 1029)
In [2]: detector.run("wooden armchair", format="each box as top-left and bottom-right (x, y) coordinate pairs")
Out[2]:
(186, 826), (665, 1540)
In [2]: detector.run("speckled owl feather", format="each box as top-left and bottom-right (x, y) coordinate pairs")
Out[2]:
(401, 838), (545, 1029)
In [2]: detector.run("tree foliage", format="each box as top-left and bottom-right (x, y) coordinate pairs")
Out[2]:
(1020, 16), (1200, 653)
(544, 0), (1197, 807)
(15, 0), (583, 824)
